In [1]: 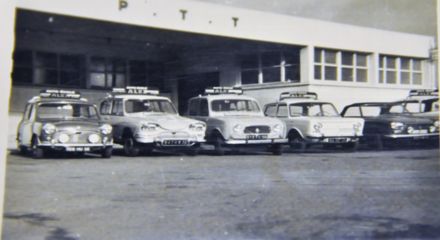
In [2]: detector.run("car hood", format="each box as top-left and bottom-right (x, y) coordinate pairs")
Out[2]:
(43, 120), (103, 131)
(129, 114), (203, 131)
(215, 115), (283, 126)
(368, 114), (433, 125)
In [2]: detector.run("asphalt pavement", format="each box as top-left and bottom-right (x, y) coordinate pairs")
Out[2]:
(2, 146), (440, 240)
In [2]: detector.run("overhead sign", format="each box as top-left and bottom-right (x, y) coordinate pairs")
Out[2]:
(40, 89), (81, 99)
(279, 91), (318, 100)
(205, 87), (243, 95)
(112, 86), (160, 95)
(409, 89), (438, 97)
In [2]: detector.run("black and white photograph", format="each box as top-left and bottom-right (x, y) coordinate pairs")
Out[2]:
(0, 0), (439, 239)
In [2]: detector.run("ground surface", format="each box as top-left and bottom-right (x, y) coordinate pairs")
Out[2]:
(2, 146), (440, 240)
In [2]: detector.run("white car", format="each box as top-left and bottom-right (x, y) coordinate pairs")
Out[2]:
(264, 92), (364, 151)
(17, 90), (113, 158)
(99, 87), (206, 156)
(186, 87), (287, 155)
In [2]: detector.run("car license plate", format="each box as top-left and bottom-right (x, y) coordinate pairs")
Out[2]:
(246, 135), (268, 140)
(328, 138), (347, 143)
(66, 147), (90, 152)
(162, 140), (188, 146)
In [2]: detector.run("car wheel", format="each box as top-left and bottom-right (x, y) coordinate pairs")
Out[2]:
(31, 137), (44, 159)
(270, 144), (283, 155)
(186, 144), (200, 156)
(374, 135), (384, 150)
(342, 142), (359, 152)
(124, 136), (140, 157)
(101, 146), (113, 158)
(18, 145), (27, 155)
(213, 134), (225, 156)
(288, 135), (306, 153)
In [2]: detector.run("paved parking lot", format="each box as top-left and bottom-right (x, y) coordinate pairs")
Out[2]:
(2, 146), (440, 240)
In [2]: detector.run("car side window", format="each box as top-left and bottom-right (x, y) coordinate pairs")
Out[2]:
(100, 100), (112, 115)
(28, 104), (36, 120)
(199, 99), (209, 117)
(277, 104), (288, 117)
(23, 104), (32, 120)
(188, 99), (199, 116)
(112, 100), (124, 116)
(264, 104), (276, 117)
(343, 107), (361, 117)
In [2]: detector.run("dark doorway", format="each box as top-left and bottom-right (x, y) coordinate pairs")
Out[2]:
(178, 72), (219, 114)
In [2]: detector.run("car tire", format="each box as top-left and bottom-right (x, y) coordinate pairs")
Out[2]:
(342, 142), (359, 152)
(288, 135), (306, 153)
(213, 134), (225, 156)
(102, 146), (113, 158)
(18, 145), (27, 155)
(124, 136), (140, 157)
(270, 144), (283, 155)
(31, 137), (44, 159)
(374, 135), (384, 150)
(186, 144), (200, 156)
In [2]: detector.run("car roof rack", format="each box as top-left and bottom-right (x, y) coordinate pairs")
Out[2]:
(112, 86), (159, 96)
(204, 86), (243, 95)
(279, 91), (318, 100)
(408, 89), (438, 97)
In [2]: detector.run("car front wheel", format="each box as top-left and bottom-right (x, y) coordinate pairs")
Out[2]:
(102, 146), (113, 158)
(288, 135), (306, 153)
(124, 136), (140, 157)
(31, 137), (44, 159)
(213, 134), (225, 156)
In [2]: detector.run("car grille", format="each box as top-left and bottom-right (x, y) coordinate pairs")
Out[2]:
(54, 131), (100, 144)
(244, 125), (270, 134)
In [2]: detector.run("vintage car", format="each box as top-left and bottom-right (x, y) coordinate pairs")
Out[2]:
(392, 89), (439, 120)
(264, 92), (364, 151)
(186, 87), (287, 155)
(99, 86), (206, 156)
(17, 90), (113, 158)
(341, 101), (439, 149)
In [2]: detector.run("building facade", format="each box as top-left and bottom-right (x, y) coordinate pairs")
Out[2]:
(6, 0), (438, 147)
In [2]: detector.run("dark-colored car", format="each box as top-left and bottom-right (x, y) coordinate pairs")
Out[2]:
(341, 102), (438, 149)
(17, 90), (113, 158)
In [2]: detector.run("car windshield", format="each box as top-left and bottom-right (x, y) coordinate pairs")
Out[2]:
(211, 99), (260, 112)
(37, 103), (99, 120)
(289, 103), (339, 117)
(125, 99), (177, 114)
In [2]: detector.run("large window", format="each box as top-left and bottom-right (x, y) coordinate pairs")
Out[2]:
(315, 48), (369, 82)
(89, 57), (126, 89)
(128, 60), (164, 90)
(12, 50), (84, 87)
(240, 50), (300, 85)
(379, 55), (423, 85)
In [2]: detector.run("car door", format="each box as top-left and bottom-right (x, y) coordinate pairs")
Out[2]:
(18, 103), (35, 146)
(109, 99), (125, 140)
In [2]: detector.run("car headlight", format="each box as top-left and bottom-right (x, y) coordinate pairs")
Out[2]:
(88, 133), (101, 143)
(58, 133), (69, 143)
(99, 124), (112, 135)
(189, 123), (206, 132)
(141, 123), (158, 131)
(390, 122), (404, 130)
(353, 122), (362, 131)
(233, 124), (244, 133)
(272, 124), (282, 133)
(313, 122), (323, 133)
(429, 125), (437, 133)
(407, 126), (414, 134)
(42, 123), (56, 135)
(434, 121), (439, 128)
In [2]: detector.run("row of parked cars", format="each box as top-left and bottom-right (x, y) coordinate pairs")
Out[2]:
(16, 87), (438, 158)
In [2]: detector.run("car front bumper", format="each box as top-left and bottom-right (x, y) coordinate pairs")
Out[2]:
(38, 142), (112, 152)
(304, 136), (360, 144)
(134, 133), (205, 147)
(225, 138), (288, 145)
(384, 133), (438, 139)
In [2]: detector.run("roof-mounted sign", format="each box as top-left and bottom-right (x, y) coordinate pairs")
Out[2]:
(112, 86), (159, 95)
(205, 87), (243, 95)
(279, 91), (318, 100)
(40, 89), (81, 99)
(409, 89), (438, 97)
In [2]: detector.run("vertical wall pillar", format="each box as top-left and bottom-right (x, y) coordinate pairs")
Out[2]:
(371, 52), (380, 86)
(0, 0), (16, 234)
(300, 45), (313, 84)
